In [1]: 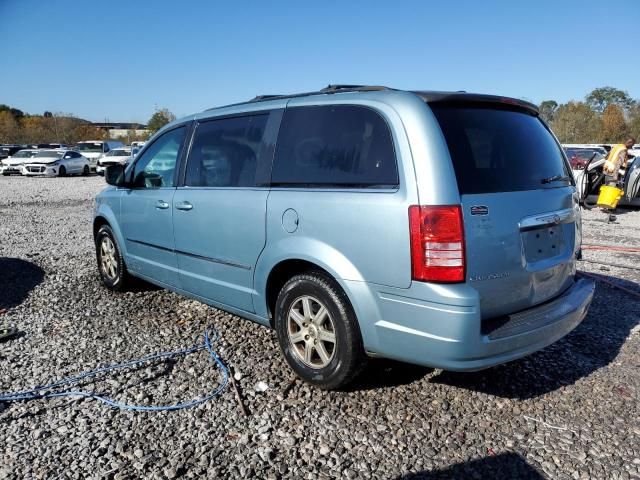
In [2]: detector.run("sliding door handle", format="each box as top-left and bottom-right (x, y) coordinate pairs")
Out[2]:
(175, 201), (193, 211)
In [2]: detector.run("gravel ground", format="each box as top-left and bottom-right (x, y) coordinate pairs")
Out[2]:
(1, 175), (639, 480)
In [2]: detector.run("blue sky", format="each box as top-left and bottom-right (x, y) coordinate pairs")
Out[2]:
(1, 0), (638, 123)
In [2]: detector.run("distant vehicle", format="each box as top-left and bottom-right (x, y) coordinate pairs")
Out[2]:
(37, 143), (68, 149)
(562, 144), (608, 157)
(0, 149), (39, 175)
(23, 149), (91, 177)
(96, 147), (134, 175)
(130, 141), (146, 148)
(74, 141), (124, 171)
(573, 146), (640, 208)
(0, 145), (27, 160)
(563, 148), (605, 170)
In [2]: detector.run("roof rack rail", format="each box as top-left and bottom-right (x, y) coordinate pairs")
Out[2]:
(320, 84), (391, 93)
(250, 94), (283, 101)
(207, 84), (394, 111)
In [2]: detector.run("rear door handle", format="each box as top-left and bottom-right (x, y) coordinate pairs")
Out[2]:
(155, 200), (170, 210)
(175, 201), (193, 211)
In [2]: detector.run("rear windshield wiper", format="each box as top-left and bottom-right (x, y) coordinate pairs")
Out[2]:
(541, 174), (572, 184)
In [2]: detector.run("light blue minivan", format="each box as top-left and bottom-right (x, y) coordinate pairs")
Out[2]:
(94, 85), (595, 389)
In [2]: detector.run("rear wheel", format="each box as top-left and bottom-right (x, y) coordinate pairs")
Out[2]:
(83, 165), (90, 176)
(274, 271), (366, 390)
(58, 165), (66, 177)
(96, 224), (131, 291)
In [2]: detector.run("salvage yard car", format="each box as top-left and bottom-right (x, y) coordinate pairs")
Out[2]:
(96, 146), (136, 176)
(75, 140), (124, 171)
(0, 144), (27, 160)
(23, 149), (91, 177)
(1, 149), (38, 175)
(93, 85), (595, 389)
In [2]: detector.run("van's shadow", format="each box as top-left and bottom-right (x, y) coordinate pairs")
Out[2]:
(430, 272), (639, 399)
(0, 257), (45, 311)
(346, 359), (433, 391)
(398, 452), (544, 479)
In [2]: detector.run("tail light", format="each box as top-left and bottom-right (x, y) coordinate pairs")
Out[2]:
(409, 205), (465, 283)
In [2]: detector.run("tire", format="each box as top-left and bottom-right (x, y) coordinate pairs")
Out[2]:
(2, 172), (9, 176)
(58, 165), (66, 177)
(274, 271), (366, 390)
(83, 165), (90, 176)
(95, 224), (131, 291)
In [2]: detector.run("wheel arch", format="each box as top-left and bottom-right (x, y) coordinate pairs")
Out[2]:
(92, 205), (127, 258)
(264, 259), (335, 327)
(254, 238), (363, 326)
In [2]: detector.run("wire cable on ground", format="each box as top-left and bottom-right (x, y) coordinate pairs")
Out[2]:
(581, 244), (640, 253)
(0, 328), (228, 411)
(580, 258), (640, 272)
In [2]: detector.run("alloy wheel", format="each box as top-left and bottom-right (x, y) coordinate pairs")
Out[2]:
(99, 236), (118, 281)
(287, 295), (337, 368)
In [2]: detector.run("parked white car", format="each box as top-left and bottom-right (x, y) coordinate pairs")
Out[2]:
(22, 149), (91, 177)
(74, 140), (124, 171)
(1, 149), (39, 175)
(96, 147), (134, 175)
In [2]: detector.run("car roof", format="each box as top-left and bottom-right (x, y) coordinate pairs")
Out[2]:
(204, 84), (539, 115)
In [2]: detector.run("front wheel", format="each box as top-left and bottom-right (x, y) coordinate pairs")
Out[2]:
(83, 165), (90, 176)
(274, 271), (366, 390)
(95, 224), (131, 291)
(58, 165), (66, 177)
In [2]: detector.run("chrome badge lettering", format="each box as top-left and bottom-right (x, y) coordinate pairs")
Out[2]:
(470, 205), (489, 216)
(469, 272), (511, 282)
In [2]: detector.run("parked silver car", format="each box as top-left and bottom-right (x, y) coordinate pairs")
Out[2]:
(1, 149), (38, 175)
(23, 149), (91, 177)
(96, 147), (136, 176)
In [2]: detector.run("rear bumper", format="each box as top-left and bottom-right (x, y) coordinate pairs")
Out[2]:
(353, 277), (595, 371)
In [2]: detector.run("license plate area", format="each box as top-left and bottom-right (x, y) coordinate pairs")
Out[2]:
(522, 225), (565, 263)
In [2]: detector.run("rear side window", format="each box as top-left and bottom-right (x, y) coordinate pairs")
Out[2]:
(430, 105), (569, 194)
(272, 105), (398, 188)
(185, 114), (268, 187)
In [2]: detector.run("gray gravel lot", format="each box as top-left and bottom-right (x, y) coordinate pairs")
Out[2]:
(1, 175), (639, 479)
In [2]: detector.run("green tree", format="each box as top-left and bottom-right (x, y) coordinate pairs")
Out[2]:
(585, 86), (635, 113)
(550, 102), (602, 143)
(538, 100), (558, 124)
(147, 108), (176, 133)
(628, 104), (640, 142)
(600, 104), (628, 142)
(0, 111), (20, 143)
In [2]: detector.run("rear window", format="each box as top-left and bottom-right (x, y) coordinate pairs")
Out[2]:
(35, 150), (63, 158)
(430, 105), (570, 194)
(272, 105), (398, 188)
(107, 149), (130, 157)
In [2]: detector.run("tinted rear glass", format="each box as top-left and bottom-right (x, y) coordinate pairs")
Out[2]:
(272, 105), (398, 187)
(430, 105), (569, 194)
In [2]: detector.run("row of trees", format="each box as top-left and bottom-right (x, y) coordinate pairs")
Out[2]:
(3, 88), (638, 146)
(540, 87), (639, 144)
(0, 105), (176, 145)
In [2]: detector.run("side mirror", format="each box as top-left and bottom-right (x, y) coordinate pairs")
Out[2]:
(105, 164), (127, 187)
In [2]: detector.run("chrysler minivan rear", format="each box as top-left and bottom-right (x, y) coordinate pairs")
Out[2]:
(371, 95), (595, 370)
